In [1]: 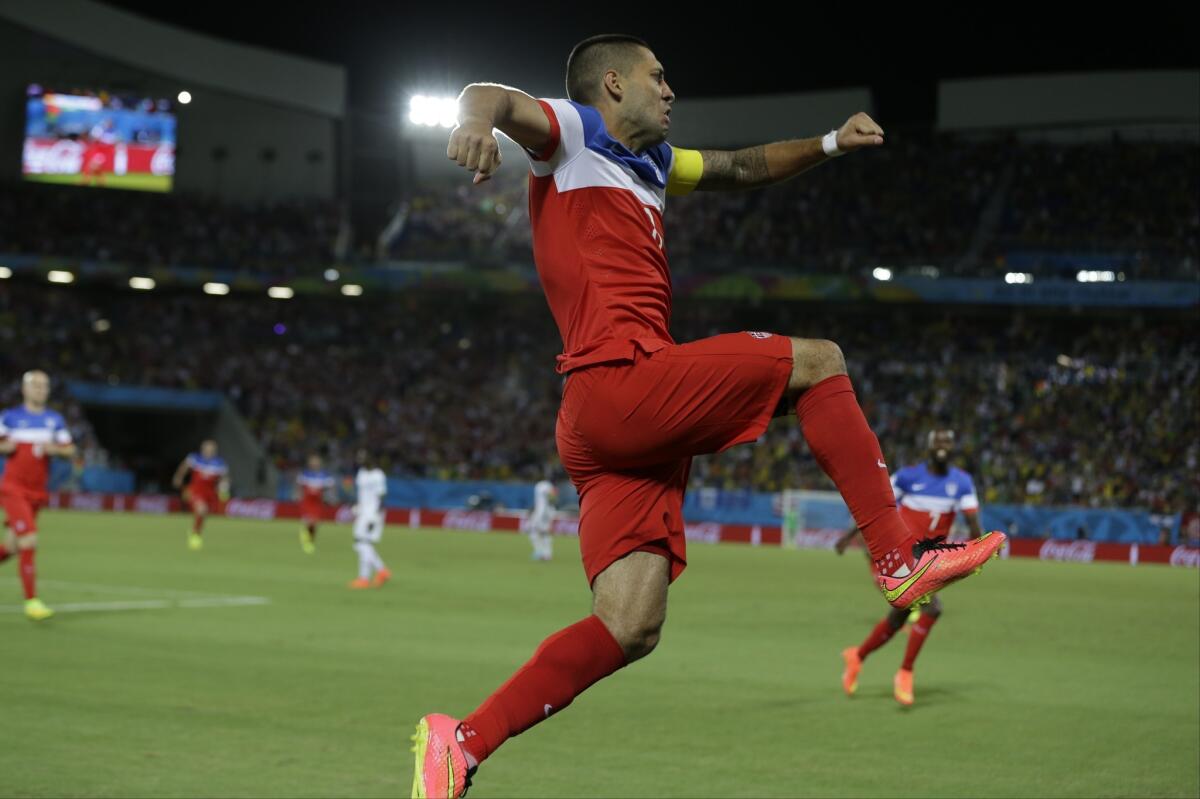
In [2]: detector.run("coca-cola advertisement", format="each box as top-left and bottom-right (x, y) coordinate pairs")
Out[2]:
(23, 84), (176, 192)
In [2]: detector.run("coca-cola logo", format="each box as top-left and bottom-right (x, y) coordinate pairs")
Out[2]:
(443, 511), (492, 532)
(1169, 547), (1200, 569)
(684, 523), (722, 543)
(23, 138), (84, 174)
(1039, 540), (1097, 563)
(225, 499), (277, 520)
(795, 530), (845, 550)
(69, 493), (104, 511)
(551, 517), (580, 536)
(134, 496), (170, 514)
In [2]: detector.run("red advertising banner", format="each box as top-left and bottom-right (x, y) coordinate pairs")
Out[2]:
(44, 493), (1199, 568)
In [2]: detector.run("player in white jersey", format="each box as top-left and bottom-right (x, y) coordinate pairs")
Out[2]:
(527, 479), (559, 561)
(350, 450), (391, 589)
(835, 429), (984, 705)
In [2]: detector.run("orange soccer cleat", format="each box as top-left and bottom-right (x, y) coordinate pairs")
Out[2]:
(877, 532), (1006, 609)
(841, 646), (862, 696)
(348, 577), (372, 590)
(411, 714), (474, 799)
(372, 568), (392, 588)
(894, 668), (914, 706)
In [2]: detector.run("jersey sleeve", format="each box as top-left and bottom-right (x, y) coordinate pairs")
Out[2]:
(890, 468), (908, 499)
(525, 99), (588, 177)
(52, 413), (72, 445)
(185, 454), (197, 469)
(958, 473), (980, 513)
(666, 146), (703, 196)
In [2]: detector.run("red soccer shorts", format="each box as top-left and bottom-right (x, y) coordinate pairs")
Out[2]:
(0, 486), (45, 536)
(556, 332), (793, 585)
(189, 485), (219, 513)
(300, 500), (324, 525)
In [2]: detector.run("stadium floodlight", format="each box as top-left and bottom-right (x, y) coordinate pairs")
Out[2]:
(409, 95), (459, 128)
(324, 268), (340, 282)
(203, 282), (230, 295)
(1076, 270), (1116, 283)
(871, 267), (893, 281)
(177, 91), (192, 105)
(47, 270), (74, 284)
(0, 266), (11, 279)
(341, 284), (363, 296)
(129, 276), (156, 290)
(93, 319), (111, 333)
(1004, 272), (1034, 284)
(268, 286), (295, 299)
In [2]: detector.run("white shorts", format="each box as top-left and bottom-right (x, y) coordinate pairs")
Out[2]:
(353, 510), (384, 543)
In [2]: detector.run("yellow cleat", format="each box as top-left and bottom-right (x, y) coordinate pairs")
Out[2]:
(300, 528), (316, 555)
(188, 533), (203, 551)
(25, 597), (54, 621)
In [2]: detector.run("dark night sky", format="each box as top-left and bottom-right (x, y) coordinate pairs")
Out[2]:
(99, 1), (1197, 125)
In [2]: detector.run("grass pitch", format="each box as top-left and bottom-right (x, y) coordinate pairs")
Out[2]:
(2, 511), (1197, 798)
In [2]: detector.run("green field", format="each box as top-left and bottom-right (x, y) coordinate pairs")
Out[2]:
(2, 511), (1197, 798)
(24, 173), (171, 192)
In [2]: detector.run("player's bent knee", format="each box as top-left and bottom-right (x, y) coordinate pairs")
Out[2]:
(599, 614), (663, 663)
(16, 533), (37, 550)
(787, 338), (847, 392)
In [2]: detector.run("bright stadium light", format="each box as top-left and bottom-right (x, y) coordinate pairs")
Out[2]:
(1076, 270), (1116, 283)
(324, 268), (340, 282)
(341, 284), (363, 296)
(0, 266), (12, 279)
(47, 270), (74, 284)
(1005, 272), (1034, 284)
(872, 267), (893, 282)
(409, 95), (459, 128)
(177, 90), (192, 105)
(129, 276), (156, 290)
(203, 282), (230, 295)
(268, 286), (295, 299)
(93, 318), (111, 333)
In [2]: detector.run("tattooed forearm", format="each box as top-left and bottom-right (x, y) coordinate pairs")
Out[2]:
(696, 146), (769, 190)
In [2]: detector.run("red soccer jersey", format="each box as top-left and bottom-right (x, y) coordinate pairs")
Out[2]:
(0, 406), (72, 497)
(527, 99), (684, 374)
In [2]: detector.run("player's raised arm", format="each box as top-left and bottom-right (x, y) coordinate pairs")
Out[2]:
(689, 112), (884, 192)
(449, 84), (553, 184)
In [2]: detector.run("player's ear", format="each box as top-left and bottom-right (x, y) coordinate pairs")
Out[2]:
(603, 69), (623, 101)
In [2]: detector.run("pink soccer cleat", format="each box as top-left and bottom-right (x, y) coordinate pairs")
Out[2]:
(411, 714), (473, 798)
(877, 532), (1006, 609)
(841, 646), (862, 696)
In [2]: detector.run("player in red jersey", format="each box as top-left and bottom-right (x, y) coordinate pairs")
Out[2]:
(835, 429), (985, 705)
(171, 439), (228, 551)
(296, 454), (335, 554)
(0, 371), (76, 621)
(411, 35), (1005, 796)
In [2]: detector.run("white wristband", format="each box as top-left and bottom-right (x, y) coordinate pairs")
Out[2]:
(821, 129), (844, 157)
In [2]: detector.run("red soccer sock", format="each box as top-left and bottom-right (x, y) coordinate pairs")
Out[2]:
(192, 514), (204, 534)
(18, 548), (36, 600)
(857, 616), (898, 660)
(796, 374), (915, 574)
(461, 614), (627, 764)
(902, 612), (939, 671)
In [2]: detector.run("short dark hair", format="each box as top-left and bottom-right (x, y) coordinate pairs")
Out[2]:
(566, 34), (651, 104)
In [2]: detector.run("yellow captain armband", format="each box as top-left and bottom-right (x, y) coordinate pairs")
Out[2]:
(666, 146), (703, 196)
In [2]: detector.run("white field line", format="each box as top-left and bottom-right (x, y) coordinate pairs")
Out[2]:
(0, 595), (270, 614)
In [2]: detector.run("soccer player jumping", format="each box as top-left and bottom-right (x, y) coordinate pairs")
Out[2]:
(835, 429), (985, 706)
(412, 35), (1005, 797)
(0, 371), (76, 621)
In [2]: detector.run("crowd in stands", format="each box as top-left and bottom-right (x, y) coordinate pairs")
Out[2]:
(2, 281), (1196, 516)
(0, 181), (343, 276)
(3, 136), (1196, 280)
